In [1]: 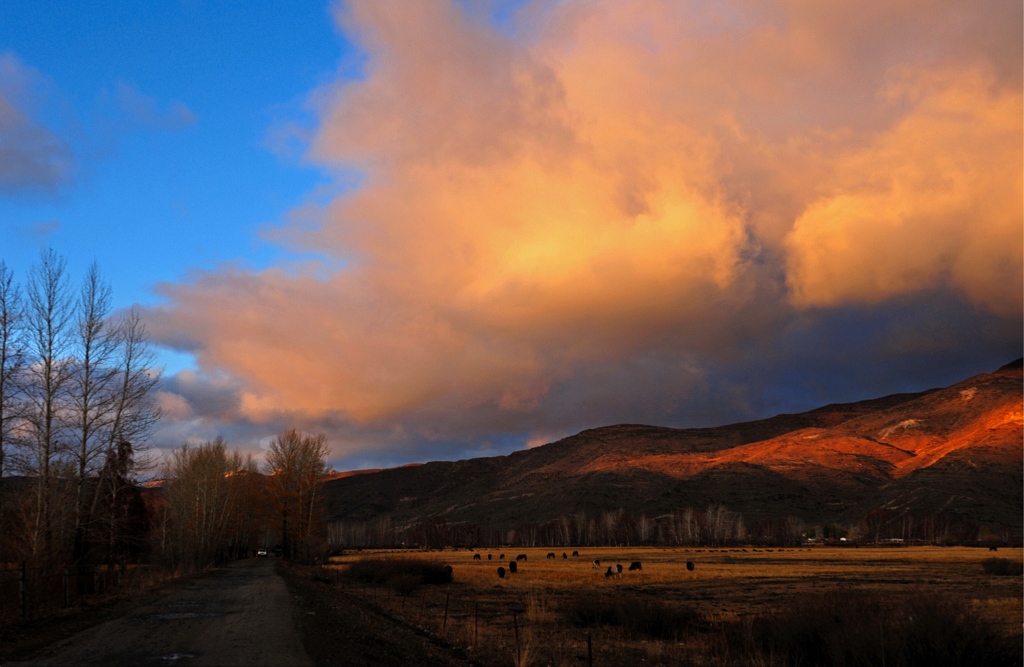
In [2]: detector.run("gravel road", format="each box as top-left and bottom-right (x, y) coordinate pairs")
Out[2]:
(10, 558), (311, 667)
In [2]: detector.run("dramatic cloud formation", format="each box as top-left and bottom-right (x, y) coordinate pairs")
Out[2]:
(146, 0), (1023, 466)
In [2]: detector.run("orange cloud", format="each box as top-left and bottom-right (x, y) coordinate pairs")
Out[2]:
(148, 0), (1022, 457)
(785, 67), (1023, 314)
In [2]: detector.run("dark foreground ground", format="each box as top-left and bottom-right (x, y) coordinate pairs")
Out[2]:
(280, 565), (478, 667)
(0, 559), (474, 667)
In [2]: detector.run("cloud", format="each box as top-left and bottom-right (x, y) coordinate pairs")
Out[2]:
(11, 220), (62, 243)
(0, 55), (199, 199)
(146, 0), (1022, 465)
(785, 67), (1022, 316)
(0, 53), (73, 194)
(111, 81), (197, 129)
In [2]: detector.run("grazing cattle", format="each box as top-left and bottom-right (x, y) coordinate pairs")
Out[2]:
(572, 551), (579, 557)
(516, 554), (528, 561)
(628, 561), (642, 571)
(989, 546), (999, 552)
(615, 564), (623, 574)
(604, 565), (620, 578)
(497, 566), (506, 579)
(546, 553), (556, 559)
(562, 553), (568, 559)
(686, 561), (695, 571)
(444, 565), (454, 577)
(592, 559), (601, 570)
(488, 554), (492, 560)
(473, 554), (481, 560)
(499, 554), (505, 560)
(509, 561), (518, 574)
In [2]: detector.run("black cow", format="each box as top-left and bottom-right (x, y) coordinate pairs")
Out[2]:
(572, 550), (579, 557)
(628, 561), (642, 571)
(546, 552), (555, 559)
(562, 553), (567, 559)
(686, 561), (695, 571)
(516, 554), (528, 561)
(509, 561), (518, 573)
(497, 567), (506, 579)
(473, 554), (481, 560)
(499, 554), (505, 560)
(487, 554), (493, 560)
(615, 564), (623, 574)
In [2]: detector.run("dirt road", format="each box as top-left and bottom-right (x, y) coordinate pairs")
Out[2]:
(10, 558), (311, 667)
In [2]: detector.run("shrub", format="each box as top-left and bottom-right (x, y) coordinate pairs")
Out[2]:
(981, 558), (1023, 576)
(388, 573), (421, 597)
(344, 557), (452, 595)
(562, 592), (702, 640)
(729, 589), (1022, 667)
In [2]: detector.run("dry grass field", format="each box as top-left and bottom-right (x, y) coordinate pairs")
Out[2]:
(324, 546), (1023, 666)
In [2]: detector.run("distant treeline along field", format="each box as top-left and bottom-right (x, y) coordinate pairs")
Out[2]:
(325, 504), (996, 551)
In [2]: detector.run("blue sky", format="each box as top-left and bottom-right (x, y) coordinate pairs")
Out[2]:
(0, 2), (346, 345)
(0, 1), (1019, 469)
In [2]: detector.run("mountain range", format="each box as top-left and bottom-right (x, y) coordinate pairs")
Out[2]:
(324, 360), (1023, 535)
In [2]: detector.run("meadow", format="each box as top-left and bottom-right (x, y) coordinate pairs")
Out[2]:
(323, 545), (1023, 666)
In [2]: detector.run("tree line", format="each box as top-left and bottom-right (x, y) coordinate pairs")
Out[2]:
(152, 428), (329, 573)
(0, 251), (332, 577)
(327, 505), (1002, 550)
(0, 251), (158, 570)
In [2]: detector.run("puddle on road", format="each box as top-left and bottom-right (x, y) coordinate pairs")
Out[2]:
(150, 652), (198, 664)
(140, 611), (223, 621)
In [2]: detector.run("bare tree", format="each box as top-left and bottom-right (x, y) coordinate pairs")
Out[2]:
(69, 263), (118, 561)
(161, 439), (260, 572)
(85, 307), (161, 559)
(22, 249), (74, 558)
(0, 260), (24, 488)
(265, 429), (329, 560)
(103, 308), (160, 461)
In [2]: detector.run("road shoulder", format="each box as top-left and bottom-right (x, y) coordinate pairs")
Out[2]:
(280, 564), (480, 667)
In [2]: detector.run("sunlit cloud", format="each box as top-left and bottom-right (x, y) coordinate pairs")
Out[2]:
(145, 0), (1022, 464)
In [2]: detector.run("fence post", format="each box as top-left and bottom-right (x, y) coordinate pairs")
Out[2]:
(513, 610), (520, 667)
(63, 568), (70, 609)
(19, 561), (26, 621)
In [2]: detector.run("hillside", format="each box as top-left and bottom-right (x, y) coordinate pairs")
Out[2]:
(324, 360), (1023, 534)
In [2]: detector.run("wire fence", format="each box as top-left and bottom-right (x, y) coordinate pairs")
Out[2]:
(307, 563), (601, 667)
